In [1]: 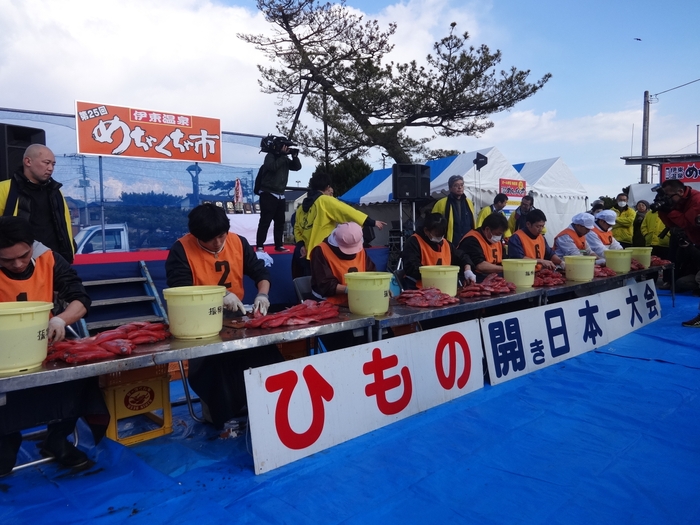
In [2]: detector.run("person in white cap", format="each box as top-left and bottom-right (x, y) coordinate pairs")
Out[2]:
(553, 212), (603, 264)
(586, 209), (624, 259)
(310, 222), (376, 305)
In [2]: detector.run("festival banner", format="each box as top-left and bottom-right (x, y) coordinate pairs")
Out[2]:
(75, 101), (221, 162)
(245, 320), (484, 474)
(498, 178), (527, 218)
(660, 162), (700, 184)
(483, 280), (661, 385)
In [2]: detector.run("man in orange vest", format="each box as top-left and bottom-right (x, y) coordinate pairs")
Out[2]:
(0, 217), (108, 477)
(586, 209), (623, 260)
(553, 212), (603, 264)
(401, 213), (476, 288)
(166, 203), (282, 428)
(309, 222), (376, 305)
(458, 213), (509, 281)
(507, 209), (562, 270)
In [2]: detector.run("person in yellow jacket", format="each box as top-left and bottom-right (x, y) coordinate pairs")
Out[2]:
(0, 145), (75, 263)
(431, 175), (476, 243)
(641, 209), (670, 259)
(611, 193), (635, 248)
(296, 172), (386, 260)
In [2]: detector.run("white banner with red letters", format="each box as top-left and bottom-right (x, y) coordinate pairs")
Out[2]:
(245, 320), (484, 474)
(483, 280), (661, 385)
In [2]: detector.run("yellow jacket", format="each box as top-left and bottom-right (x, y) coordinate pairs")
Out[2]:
(432, 196), (476, 243)
(297, 195), (368, 259)
(477, 205), (511, 238)
(641, 210), (669, 248)
(611, 206), (635, 244)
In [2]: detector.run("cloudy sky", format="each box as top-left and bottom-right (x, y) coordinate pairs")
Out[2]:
(1, 0), (699, 201)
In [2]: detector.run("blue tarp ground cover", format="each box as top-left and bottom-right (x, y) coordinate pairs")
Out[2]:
(2, 292), (699, 524)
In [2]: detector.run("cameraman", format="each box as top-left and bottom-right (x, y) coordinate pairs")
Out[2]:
(256, 139), (301, 252)
(658, 179), (700, 327)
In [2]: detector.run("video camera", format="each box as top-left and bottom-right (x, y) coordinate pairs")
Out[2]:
(260, 134), (299, 157)
(649, 185), (674, 213)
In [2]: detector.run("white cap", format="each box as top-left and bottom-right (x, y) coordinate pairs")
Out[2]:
(596, 210), (617, 226)
(572, 212), (595, 229)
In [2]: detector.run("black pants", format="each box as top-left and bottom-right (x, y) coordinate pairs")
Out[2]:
(257, 192), (286, 249)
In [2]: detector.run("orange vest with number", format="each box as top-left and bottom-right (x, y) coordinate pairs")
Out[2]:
(0, 250), (54, 303)
(461, 230), (503, 267)
(414, 234), (452, 266)
(591, 226), (613, 246)
(511, 229), (545, 271)
(555, 228), (587, 251)
(318, 242), (367, 305)
(179, 232), (245, 299)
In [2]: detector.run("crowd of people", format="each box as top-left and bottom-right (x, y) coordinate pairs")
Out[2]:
(2, 142), (699, 478)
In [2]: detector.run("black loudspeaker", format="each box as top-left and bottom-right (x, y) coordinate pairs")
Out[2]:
(391, 164), (431, 200)
(0, 124), (46, 181)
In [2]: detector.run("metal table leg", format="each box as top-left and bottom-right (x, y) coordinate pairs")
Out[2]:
(178, 361), (205, 423)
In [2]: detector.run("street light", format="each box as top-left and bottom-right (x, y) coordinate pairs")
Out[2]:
(186, 163), (202, 207)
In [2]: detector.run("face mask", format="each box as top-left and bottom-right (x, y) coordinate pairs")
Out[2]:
(429, 236), (444, 244)
(617, 201), (627, 208)
(490, 234), (503, 242)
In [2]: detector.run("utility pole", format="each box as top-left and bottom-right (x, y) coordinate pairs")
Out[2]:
(641, 90), (650, 184)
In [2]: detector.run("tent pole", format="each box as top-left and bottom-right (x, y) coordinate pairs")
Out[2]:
(399, 202), (404, 252)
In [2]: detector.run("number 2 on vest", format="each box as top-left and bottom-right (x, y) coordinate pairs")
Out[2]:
(215, 261), (231, 288)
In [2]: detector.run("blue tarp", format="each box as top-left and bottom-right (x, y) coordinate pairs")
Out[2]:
(2, 291), (700, 524)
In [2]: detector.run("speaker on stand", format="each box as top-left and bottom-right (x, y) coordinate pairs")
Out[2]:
(391, 164), (430, 259)
(0, 124), (46, 181)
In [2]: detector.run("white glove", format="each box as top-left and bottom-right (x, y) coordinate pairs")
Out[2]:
(48, 317), (67, 343)
(253, 293), (270, 316)
(558, 260), (566, 270)
(255, 251), (274, 267)
(464, 269), (477, 284)
(223, 291), (246, 314)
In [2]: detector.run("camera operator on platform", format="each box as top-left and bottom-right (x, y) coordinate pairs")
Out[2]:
(255, 137), (301, 253)
(657, 179), (700, 327)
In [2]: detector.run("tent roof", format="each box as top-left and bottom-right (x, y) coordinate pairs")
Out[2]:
(513, 157), (587, 198)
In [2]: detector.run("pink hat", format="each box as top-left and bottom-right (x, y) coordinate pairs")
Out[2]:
(329, 223), (364, 254)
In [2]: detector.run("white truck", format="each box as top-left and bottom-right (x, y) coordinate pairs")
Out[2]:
(74, 223), (130, 254)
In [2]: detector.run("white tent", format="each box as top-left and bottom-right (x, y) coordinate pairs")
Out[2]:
(513, 157), (588, 243)
(431, 147), (524, 212)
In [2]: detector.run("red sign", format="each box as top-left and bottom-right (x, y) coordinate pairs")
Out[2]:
(75, 101), (221, 162)
(661, 162), (700, 183)
(499, 178), (527, 197)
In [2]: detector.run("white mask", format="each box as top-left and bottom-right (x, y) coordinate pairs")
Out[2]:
(491, 234), (503, 242)
(429, 236), (444, 244)
(617, 201), (627, 208)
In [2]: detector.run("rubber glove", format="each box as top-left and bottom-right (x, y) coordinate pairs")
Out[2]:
(464, 269), (477, 284)
(48, 317), (67, 343)
(253, 293), (270, 316)
(223, 291), (246, 314)
(255, 250), (274, 267)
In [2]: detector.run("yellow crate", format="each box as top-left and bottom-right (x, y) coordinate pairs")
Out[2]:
(101, 366), (172, 446)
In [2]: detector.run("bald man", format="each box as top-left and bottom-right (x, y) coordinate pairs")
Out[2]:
(0, 144), (75, 263)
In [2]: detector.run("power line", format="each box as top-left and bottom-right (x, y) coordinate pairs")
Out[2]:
(653, 77), (700, 97)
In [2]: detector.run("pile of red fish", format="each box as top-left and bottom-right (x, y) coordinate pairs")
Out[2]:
(533, 269), (566, 287)
(650, 256), (671, 266)
(630, 258), (645, 271)
(396, 288), (460, 307)
(458, 274), (516, 298)
(244, 300), (340, 328)
(46, 322), (170, 364)
(594, 266), (617, 277)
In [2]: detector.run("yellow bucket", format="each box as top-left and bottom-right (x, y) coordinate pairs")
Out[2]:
(630, 247), (653, 268)
(420, 265), (460, 297)
(163, 286), (226, 339)
(605, 249), (632, 274)
(0, 301), (53, 376)
(564, 256), (596, 282)
(344, 272), (392, 316)
(502, 259), (537, 289)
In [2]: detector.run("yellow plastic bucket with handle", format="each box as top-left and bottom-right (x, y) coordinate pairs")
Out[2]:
(630, 247), (653, 268)
(420, 265), (460, 297)
(344, 272), (392, 316)
(564, 256), (596, 282)
(605, 249), (632, 274)
(0, 301), (53, 376)
(502, 259), (537, 289)
(163, 286), (226, 339)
